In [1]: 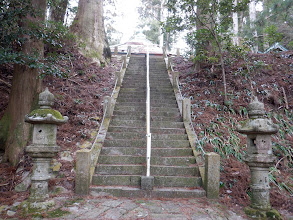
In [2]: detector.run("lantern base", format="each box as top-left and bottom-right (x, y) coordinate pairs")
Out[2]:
(244, 206), (282, 220)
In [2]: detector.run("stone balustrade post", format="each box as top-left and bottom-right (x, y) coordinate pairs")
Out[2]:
(114, 46), (118, 55)
(116, 71), (122, 87)
(182, 98), (191, 122)
(172, 71), (179, 89)
(162, 46), (166, 57)
(25, 88), (68, 204)
(237, 97), (281, 219)
(127, 46), (131, 57)
(75, 149), (91, 195)
(103, 96), (112, 119)
(176, 48), (180, 57)
(167, 57), (172, 71)
(204, 152), (220, 199)
(122, 55), (127, 69)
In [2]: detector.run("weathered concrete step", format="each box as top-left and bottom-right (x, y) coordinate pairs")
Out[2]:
(106, 132), (188, 140)
(118, 94), (176, 99)
(103, 139), (190, 148)
(98, 155), (144, 164)
(101, 147), (193, 157)
(108, 126), (186, 134)
(96, 164), (145, 175)
(120, 88), (174, 93)
(112, 115), (182, 122)
(113, 111), (145, 117)
(99, 155), (195, 166)
(117, 101), (177, 108)
(96, 164), (198, 176)
(151, 165), (199, 176)
(90, 186), (206, 198)
(110, 119), (144, 127)
(154, 176), (202, 187)
(92, 175), (201, 188)
(151, 121), (184, 128)
(116, 98), (177, 104)
(114, 106), (145, 112)
(92, 175), (140, 186)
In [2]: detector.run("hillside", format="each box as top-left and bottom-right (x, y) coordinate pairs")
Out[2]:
(0, 49), (292, 218)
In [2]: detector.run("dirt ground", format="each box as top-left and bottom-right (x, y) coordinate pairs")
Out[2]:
(0, 49), (292, 219)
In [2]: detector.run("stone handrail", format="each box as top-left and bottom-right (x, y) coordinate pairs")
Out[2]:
(75, 50), (130, 195)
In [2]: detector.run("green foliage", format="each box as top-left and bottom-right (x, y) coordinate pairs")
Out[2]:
(264, 25), (284, 46)
(0, 0), (75, 78)
(165, 0), (249, 62)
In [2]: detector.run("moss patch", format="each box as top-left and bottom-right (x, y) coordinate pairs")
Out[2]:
(46, 208), (70, 218)
(28, 109), (64, 120)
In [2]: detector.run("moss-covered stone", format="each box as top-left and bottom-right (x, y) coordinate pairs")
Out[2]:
(244, 207), (283, 220)
(47, 208), (70, 218)
(266, 209), (283, 220)
(28, 109), (64, 120)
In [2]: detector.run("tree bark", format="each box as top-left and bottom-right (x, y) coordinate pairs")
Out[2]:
(1, 0), (46, 166)
(49, 0), (69, 23)
(71, 0), (111, 63)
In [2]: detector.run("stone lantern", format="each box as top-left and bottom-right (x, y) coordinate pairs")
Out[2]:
(237, 97), (281, 218)
(25, 88), (68, 203)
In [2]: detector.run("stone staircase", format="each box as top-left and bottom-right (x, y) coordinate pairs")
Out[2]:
(91, 55), (205, 198)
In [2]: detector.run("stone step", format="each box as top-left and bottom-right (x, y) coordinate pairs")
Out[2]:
(154, 176), (202, 187)
(116, 98), (177, 104)
(107, 126), (186, 134)
(92, 175), (201, 188)
(112, 115), (182, 122)
(116, 101), (178, 108)
(119, 88), (174, 93)
(92, 175), (140, 186)
(95, 164), (198, 176)
(96, 164), (145, 175)
(103, 139), (190, 148)
(99, 155), (195, 166)
(90, 186), (206, 198)
(101, 147), (192, 157)
(106, 132), (188, 140)
(114, 106), (179, 113)
(117, 94), (176, 99)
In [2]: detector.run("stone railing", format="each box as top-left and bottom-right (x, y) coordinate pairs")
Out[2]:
(163, 47), (220, 199)
(75, 48), (130, 195)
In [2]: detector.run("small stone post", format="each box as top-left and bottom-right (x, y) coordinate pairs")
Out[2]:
(127, 46), (131, 57)
(237, 97), (281, 219)
(75, 149), (91, 195)
(116, 71), (122, 87)
(25, 88), (68, 204)
(103, 96), (112, 118)
(172, 71), (179, 89)
(114, 46), (118, 55)
(176, 48), (180, 57)
(182, 98), (191, 122)
(167, 57), (172, 71)
(122, 55), (127, 69)
(204, 152), (220, 199)
(162, 46), (166, 57)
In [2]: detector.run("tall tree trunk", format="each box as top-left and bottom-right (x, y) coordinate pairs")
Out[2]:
(49, 0), (69, 23)
(249, 0), (258, 52)
(232, 0), (239, 45)
(71, 0), (111, 64)
(1, 0), (46, 166)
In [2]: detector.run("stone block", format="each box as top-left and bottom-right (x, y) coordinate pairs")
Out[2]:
(182, 98), (191, 122)
(204, 152), (220, 199)
(75, 149), (91, 195)
(141, 176), (154, 191)
(114, 46), (118, 55)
